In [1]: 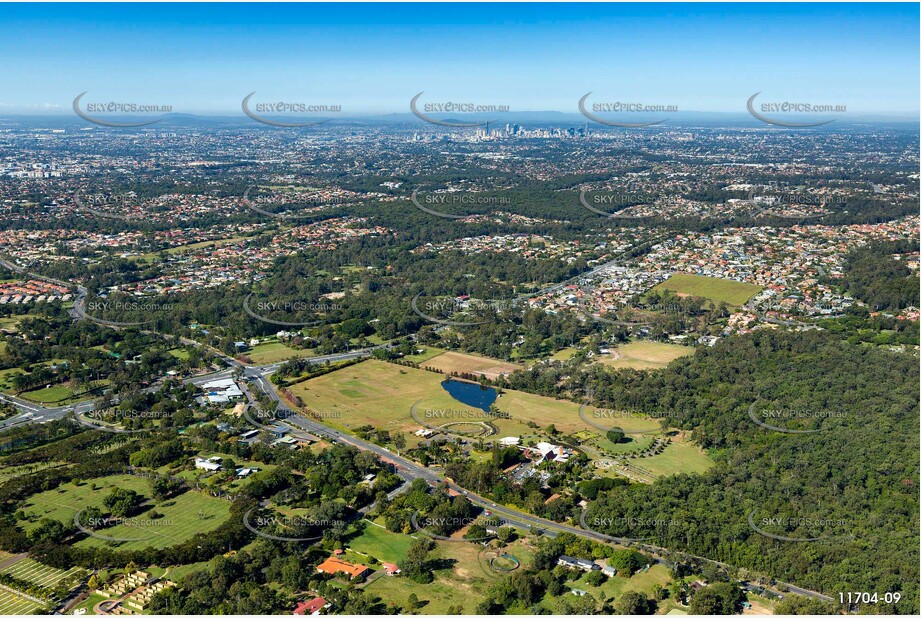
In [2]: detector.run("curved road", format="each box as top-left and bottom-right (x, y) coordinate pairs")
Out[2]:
(0, 255), (832, 604)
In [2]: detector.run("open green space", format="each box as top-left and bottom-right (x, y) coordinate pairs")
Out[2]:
(0, 558), (85, 591)
(0, 367), (25, 392)
(592, 432), (713, 483)
(403, 346), (446, 364)
(20, 474), (231, 551)
(545, 563), (673, 613)
(70, 591), (109, 615)
(550, 347), (579, 361)
(243, 340), (316, 365)
(576, 430), (656, 456)
(627, 434), (713, 478)
(353, 523), (537, 614)
(167, 348), (191, 361)
(347, 521), (418, 564)
(421, 350), (523, 380)
(288, 359), (655, 447)
(17, 384), (74, 404)
(0, 315), (25, 332)
(649, 273), (762, 306)
(0, 588), (46, 615)
(151, 560), (210, 582)
(287, 360), (711, 478)
(597, 341), (694, 371)
(357, 334), (388, 346)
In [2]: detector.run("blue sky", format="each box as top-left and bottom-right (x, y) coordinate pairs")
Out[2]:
(0, 2), (917, 116)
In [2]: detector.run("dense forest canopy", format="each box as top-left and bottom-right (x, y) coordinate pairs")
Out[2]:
(537, 330), (921, 613)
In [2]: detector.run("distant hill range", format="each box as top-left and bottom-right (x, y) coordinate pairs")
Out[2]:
(0, 111), (916, 130)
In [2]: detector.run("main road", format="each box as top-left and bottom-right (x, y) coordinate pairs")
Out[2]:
(0, 254), (831, 604)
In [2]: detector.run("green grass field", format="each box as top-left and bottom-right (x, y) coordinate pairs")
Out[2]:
(548, 563), (673, 612)
(20, 474), (231, 551)
(0, 558), (85, 590)
(0, 588), (46, 615)
(550, 347), (579, 361)
(593, 432), (713, 482)
(354, 523), (537, 614)
(403, 346), (447, 364)
(167, 348), (191, 361)
(0, 367), (25, 393)
(287, 360), (711, 479)
(650, 273), (762, 306)
(70, 591), (109, 615)
(244, 341), (316, 365)
(629, 434), (713, 477)
(358, 334), (388, 346)
(288, 360), (660, 449)
(0, 558), (84, 613)
(0, 315), (25, 332)
(164, 561), (210, 581)
(576, 430), (656, 455)
(17, 384), (73, 404)
(148, 560), (210, 583)
(597, 341), (694, 371)
(348, 521), (418, 564)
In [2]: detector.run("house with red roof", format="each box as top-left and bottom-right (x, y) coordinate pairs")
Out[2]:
(293, 597), (329, 615)
(381, 562), (401, 576)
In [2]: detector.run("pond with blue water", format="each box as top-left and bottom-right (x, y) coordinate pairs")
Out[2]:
(440, 379), (498, 413)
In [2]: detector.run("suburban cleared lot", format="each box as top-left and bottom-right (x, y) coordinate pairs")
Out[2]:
(650, 273), (763, 306)
(243, 341), (317, 365)
(420, 350), (523, 380)
(597, 341), (694, 371)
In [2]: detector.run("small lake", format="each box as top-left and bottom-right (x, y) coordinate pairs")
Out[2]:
(441, 379), (498, 413)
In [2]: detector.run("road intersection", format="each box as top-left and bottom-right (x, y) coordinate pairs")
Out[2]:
(0, 254), (832, 604)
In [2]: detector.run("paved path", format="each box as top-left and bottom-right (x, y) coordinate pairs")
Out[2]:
(0, 552), (28, 571)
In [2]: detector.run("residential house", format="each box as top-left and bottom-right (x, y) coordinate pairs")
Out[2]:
(316, 557), (370, 580)
(381, 563), (401, 576)
(557, 555), (599, 572)
(293, 597), (330, 616)
(195, 456), (222, 471)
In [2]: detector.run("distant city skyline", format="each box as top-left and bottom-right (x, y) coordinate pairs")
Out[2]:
(0, 2), (917, 117)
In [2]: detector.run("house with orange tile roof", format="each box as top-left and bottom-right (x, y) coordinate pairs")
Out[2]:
(315, 556), (369, 580)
